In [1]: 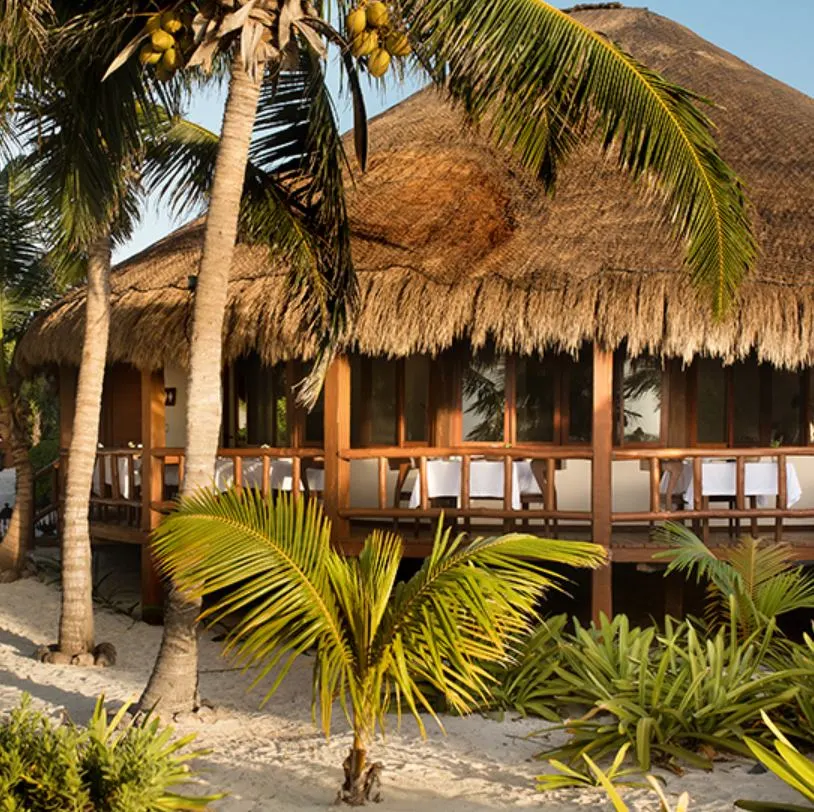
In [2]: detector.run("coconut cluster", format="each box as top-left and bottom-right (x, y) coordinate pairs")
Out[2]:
(138, 11), (193, 81)
(346, 1), (411, 78)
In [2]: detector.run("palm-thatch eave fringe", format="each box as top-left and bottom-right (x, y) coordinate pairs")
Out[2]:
(18, 269), (814, 373)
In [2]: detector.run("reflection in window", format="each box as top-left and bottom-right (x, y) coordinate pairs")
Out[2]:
(516, 355), (555, 443)
(462, 348), (506, 442)
(568, 348), (593, 444)
(616, 355), (662, 444)
(772, 369), (802, 445)
(404, 356), (429, 442)
(237, 355), (288, 447)
(733, 362), (761, 445)
(696, 357), (727, 444)
(302, 362), (324, 445)
(351, 357), (397, 446)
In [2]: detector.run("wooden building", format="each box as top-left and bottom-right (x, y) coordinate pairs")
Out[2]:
(18, 6), (814, 620)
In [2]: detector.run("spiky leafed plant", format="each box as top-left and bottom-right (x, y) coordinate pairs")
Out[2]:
(653, 523), (814, 637)
(0, 159), (58, 581)
(151, 491), (605, 805)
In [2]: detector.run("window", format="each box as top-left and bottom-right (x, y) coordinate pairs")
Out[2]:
(351, 355), (431, 447)
(232, 355), (288, 447)
(614, 352), (664, 445)
(458, 345), (593, 445)
(691, 357), (808, 447)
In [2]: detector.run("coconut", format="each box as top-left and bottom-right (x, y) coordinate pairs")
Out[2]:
(145, 13), (161, 33)
(150, 29), (175, 51)
(161, 47), (180, 70)
(139, 44), (162, 65)
(385, 31), (411, 56)
(365, 1), (389, 28)
(346, 7), (367, 36)
(160, 11), (183, 33)
(351, 30), (378, 58)
(368, 47), (391, 77)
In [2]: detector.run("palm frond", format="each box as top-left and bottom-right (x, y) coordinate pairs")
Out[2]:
(151, 489), (355, 724)
(398, 0), (755, 312)
(653, 522), (739, 593)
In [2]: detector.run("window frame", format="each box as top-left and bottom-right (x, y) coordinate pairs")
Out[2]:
(612, 350), (667, 448)
(688, 359), (810, 448)
(351, 356), (433, 449)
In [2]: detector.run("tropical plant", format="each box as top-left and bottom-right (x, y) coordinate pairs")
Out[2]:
(103, 0), (757, 717)
(0, 694), (219, 810)
(538, 742), (648, 795)
(539, 745), (691, 812)
(532, 613), (810, 771)
(652, 523), (814, 637)
(150, 491), (605, 804)
(736, 711), (814, 812)
(0, 158), (57, 581)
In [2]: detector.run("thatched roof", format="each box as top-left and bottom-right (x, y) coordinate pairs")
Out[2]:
(18, 5), (814, 372)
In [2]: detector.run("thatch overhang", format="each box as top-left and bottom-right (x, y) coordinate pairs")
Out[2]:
(18, 5), (814, 373)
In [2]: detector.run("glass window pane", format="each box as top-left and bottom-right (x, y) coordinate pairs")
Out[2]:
(242, 356), (288, 446)
(404, 356), (429, 442)
(733, 362), (760, 445)
(772, 369), (802, 446)
(462, 348), (506, 442)
(568, 348), (593, 444)
(619, 356), (662, 444)
(696, 358), (727, 444)
(516, 355), (555, 443)
(351, 357), (397, 446)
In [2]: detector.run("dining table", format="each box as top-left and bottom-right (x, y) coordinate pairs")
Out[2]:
(408, 458), (542, 511)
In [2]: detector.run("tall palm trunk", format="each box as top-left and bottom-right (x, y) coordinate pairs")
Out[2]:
(58, 233), (111, 657)
(140, 59), (262, 715)
(0, 396), (33, 581)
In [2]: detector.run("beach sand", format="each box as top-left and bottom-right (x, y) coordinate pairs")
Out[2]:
(0, 578), (804, 811)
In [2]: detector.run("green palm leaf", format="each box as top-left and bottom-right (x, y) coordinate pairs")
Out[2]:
(394, 0), (755, 312)
(151, 489), (604, 766)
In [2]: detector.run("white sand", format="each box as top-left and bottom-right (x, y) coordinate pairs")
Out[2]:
(0, 578), (804, 811)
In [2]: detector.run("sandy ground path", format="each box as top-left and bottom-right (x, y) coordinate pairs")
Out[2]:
(0, 578), (804, 811)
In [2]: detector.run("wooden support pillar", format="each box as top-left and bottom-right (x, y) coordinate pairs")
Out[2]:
(324, 355), (351, 544)
(591, 346), (614, 622)
(140, 368), (166, 624)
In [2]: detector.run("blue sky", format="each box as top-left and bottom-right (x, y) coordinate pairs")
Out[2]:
(116, 0), (814, 261)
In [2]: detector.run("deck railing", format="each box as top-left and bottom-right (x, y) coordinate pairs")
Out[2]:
(149, 446), (326, 513)
(336, 445), (594, 529)
(613, 446), (814, 541)
(89, 448), (143, 526)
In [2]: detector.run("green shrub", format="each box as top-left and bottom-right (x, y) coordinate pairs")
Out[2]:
(0, 695), (219, 811)
(493, 612), (814, 771)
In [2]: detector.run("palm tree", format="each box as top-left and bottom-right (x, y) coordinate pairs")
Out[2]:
(110, 0), (755, 715)
(653, 522), (814, 636)
(13, 2), (178, 661)
(0, 160), (57, 581)
(151, 492), (606, 804)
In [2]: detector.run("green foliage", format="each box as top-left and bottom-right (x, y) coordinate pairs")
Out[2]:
(0, 695), (218, 811)
(653, 523), (814, 636)
(492, 612), (813, 771)
(736, 711), (814, 812)
(151, 490), (604, 793)
(538, 743), (647, 795)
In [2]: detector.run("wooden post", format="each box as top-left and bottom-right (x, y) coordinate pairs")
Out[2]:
(591, 346), (613, 622)
(323, 355), (351, 543)
(140, 368), (166, 624)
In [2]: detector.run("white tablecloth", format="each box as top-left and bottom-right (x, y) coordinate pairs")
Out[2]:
(660, 460), (802, 509)
(214, 457), (324, 493)
(92, 456), (141, 500)
(408, 459), (542, 510)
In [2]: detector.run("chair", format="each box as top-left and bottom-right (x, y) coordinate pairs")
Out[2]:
(389, 457), (419, 536)
(520, 459), (558, 538)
